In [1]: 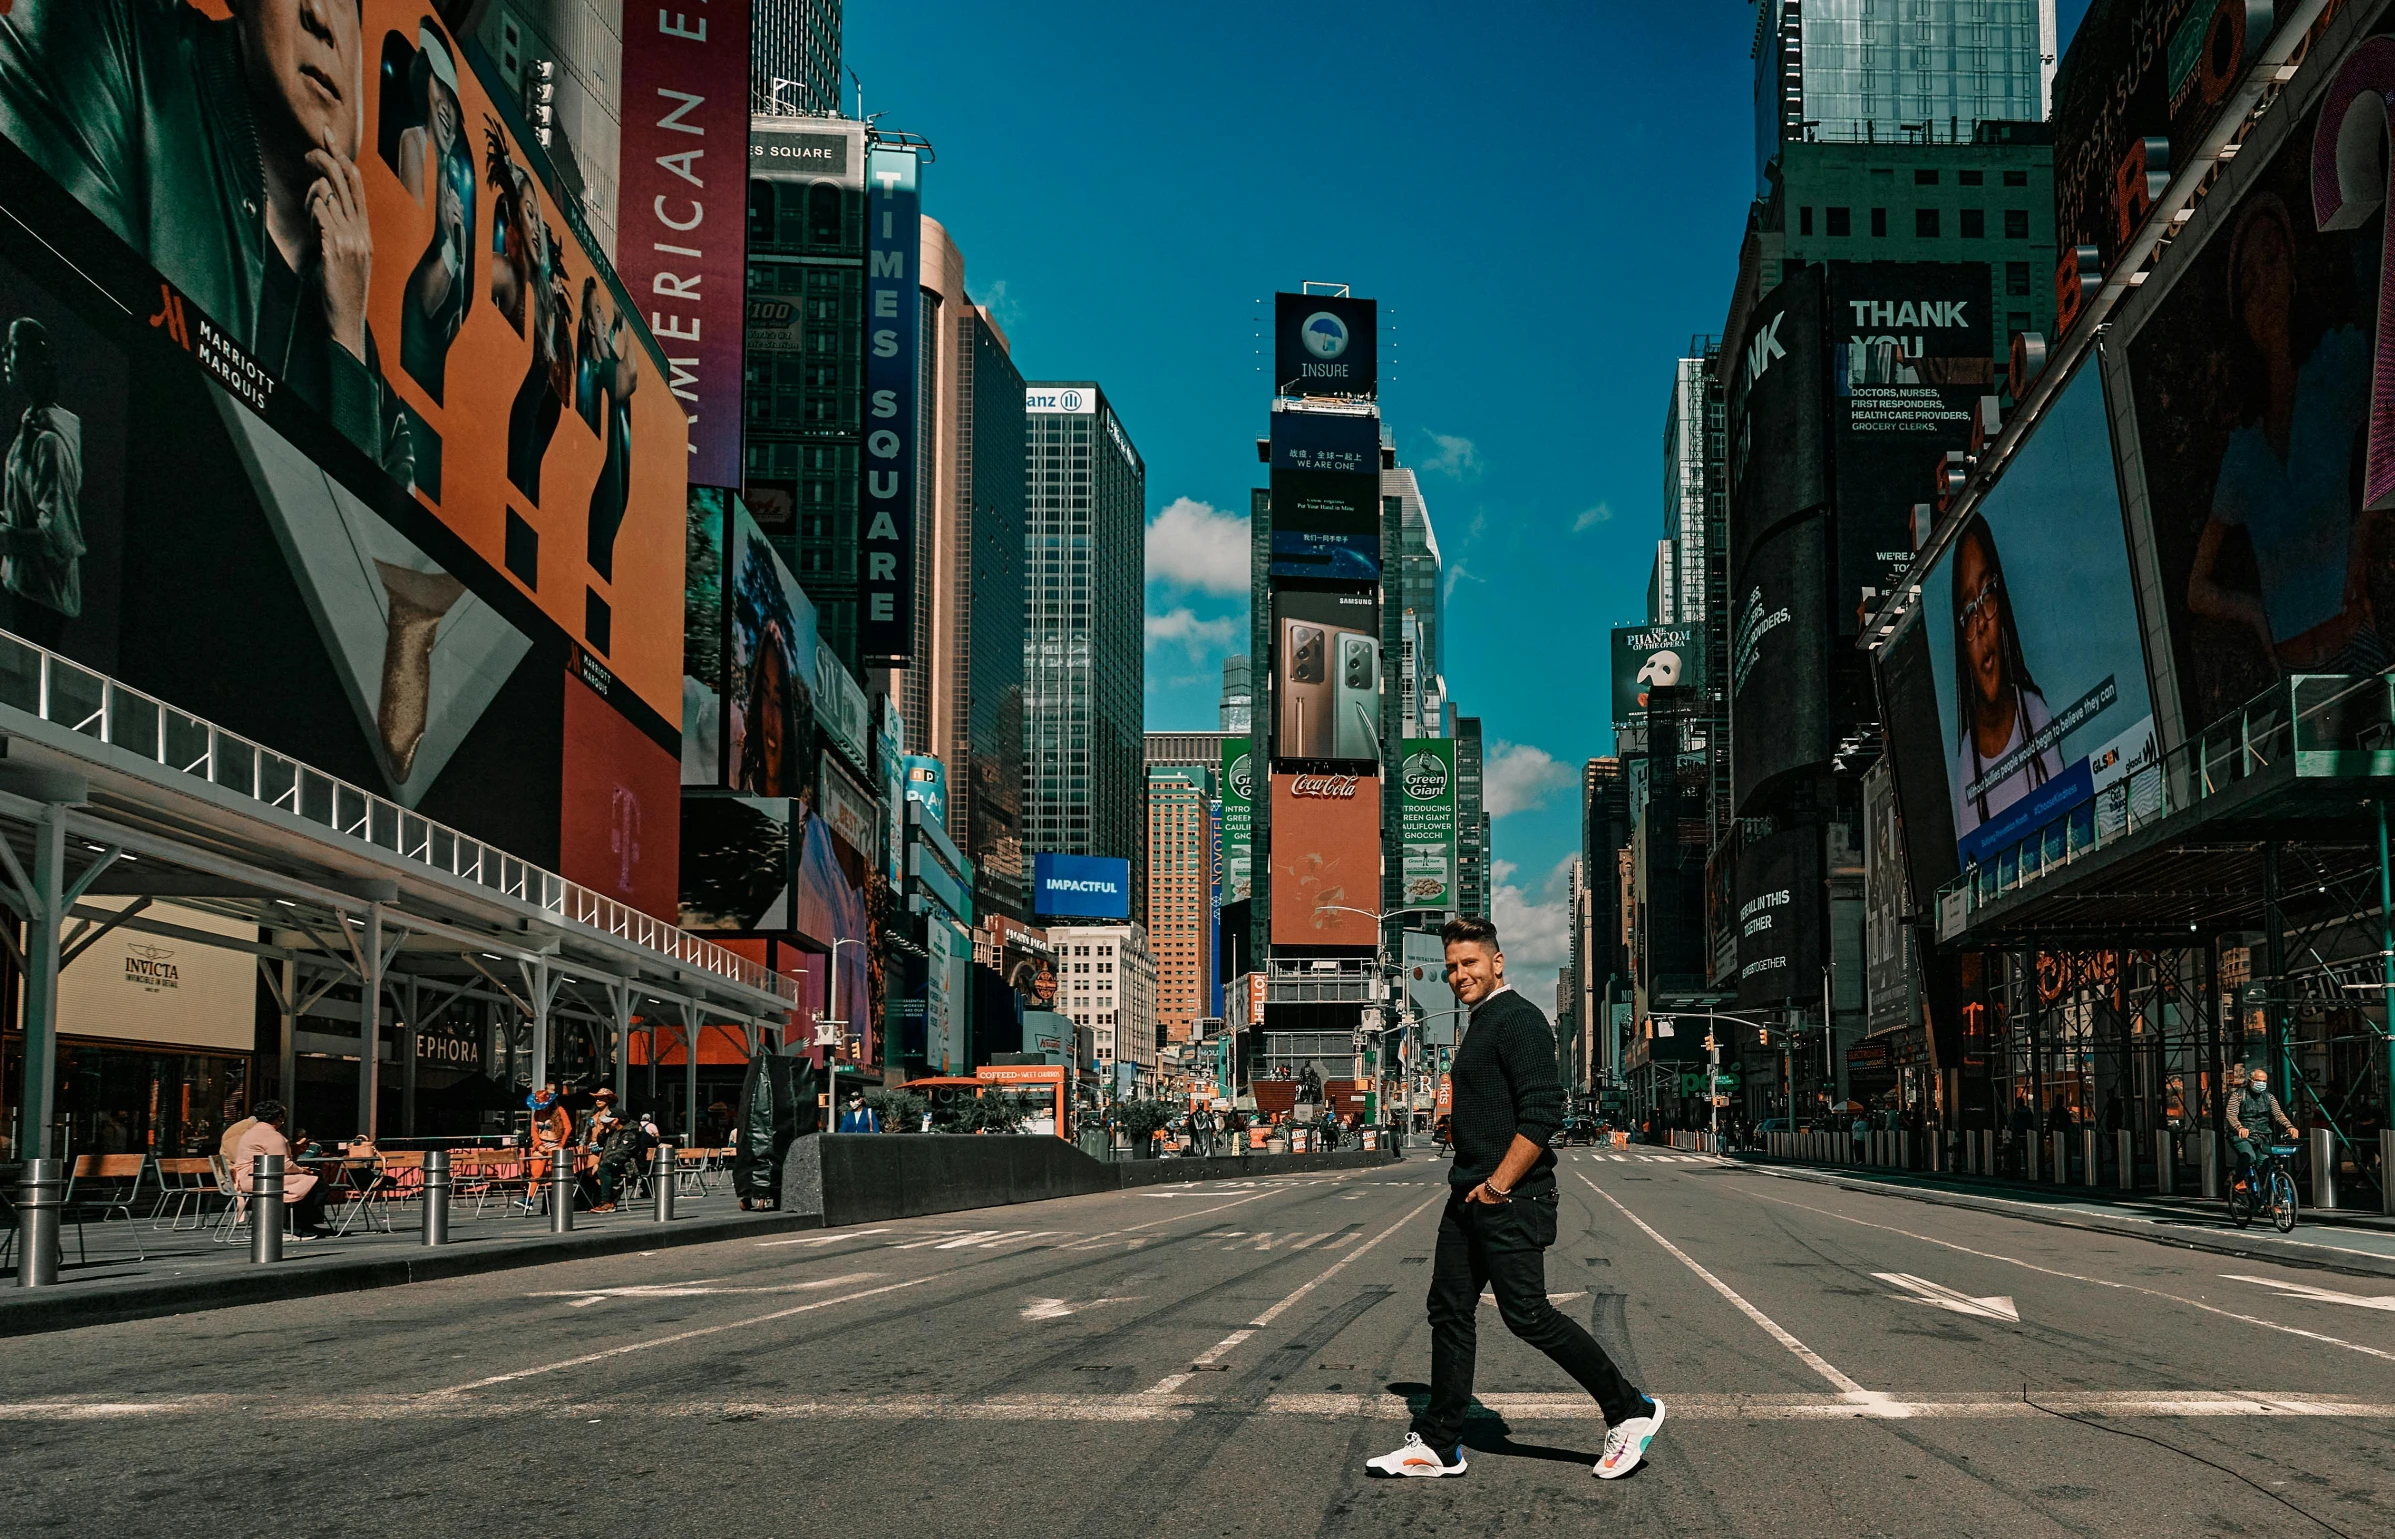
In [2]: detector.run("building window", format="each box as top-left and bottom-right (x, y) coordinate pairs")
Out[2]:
(1799, 205), (1813, 236)
(1871, 207), (1888, 238)
(1915, 208), (1940, 238)
(2005, 209), (2030, 239)
(1827, 206), (1850, 237)
(2004, 169), (2029, 188)
(1960, 208), (1984, 239)
(2005, 261), (2031, 297)
(1959, 169), (1984, 187)
(1914, 168), (1939, 185)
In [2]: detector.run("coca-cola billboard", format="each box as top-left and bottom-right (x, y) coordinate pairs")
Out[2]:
(1270, 772), (1382, 948)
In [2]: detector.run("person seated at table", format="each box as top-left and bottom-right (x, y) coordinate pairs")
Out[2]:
(587, 1090), (661, 1212)
(232, 1102), (330, 1238)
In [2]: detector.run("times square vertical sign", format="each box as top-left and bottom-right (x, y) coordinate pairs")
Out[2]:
(863, 146), (921, 664)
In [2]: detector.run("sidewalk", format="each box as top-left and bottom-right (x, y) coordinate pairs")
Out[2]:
(1735, 1156), (2395, 1281)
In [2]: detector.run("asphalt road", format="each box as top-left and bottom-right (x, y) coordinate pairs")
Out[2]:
(6, 1150), (2393, 1537)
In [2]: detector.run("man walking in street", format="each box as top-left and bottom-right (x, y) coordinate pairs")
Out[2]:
(1367, 917), (1665, 1481)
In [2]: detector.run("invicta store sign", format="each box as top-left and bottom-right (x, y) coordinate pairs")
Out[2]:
(124, 943), (181, 993)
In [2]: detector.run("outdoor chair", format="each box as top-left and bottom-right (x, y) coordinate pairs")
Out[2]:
(675, 1146), (711, 1198)
(62, 1154), (151, 1263)
(151, 1157), (220, 1231)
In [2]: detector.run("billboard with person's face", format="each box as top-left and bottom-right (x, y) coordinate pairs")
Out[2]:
(2124, 18), (2395, 733)
(0, 1), (690, 727)
(1922, 360), (2154, 870)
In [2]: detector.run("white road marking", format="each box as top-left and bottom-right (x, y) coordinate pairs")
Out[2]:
(425, 1276), (931, 1397)
(2225, 1274), (2395, 1313)
(15, 1389), (2393, 1423)
(1481, 1290), (1587, 1307)
(1749, 1191), (2395, 1366)
(756, 1229), (893, 1248)
(1020, 1295), (1141, 1320)
(1578, 1172), (1866, 1397)
(529, 1271), (880, 1308)
(1874, 1272), (2019, 1322)
(1144, 1188), (1443, 1396)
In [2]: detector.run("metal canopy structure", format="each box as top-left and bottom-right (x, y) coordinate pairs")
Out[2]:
(0, 637), (797, 1158)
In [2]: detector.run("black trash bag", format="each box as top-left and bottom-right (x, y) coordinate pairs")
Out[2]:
(731, 1050), (820, 1206)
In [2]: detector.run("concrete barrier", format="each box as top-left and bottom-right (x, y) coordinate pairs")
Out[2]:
(781, 1135), (1401, 1228)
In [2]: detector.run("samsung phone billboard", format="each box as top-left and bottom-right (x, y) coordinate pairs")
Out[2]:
(1033, 853), (1133, 920)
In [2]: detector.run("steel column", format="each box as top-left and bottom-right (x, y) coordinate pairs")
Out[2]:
(17, 808), (67, 1157)
(401, 975), (419, 1137)
(356, 903), (384, 1139)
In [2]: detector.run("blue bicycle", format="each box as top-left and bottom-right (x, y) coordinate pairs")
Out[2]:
(2228, 1144), (2299, 1234)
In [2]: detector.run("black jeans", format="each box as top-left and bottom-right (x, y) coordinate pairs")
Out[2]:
(596, 1150), (644, 1205)
(1412, 1186), (1646, 1448)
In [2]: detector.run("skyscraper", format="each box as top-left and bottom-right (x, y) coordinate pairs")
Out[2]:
(1146, 765), (1216, 1049)
(753, 0), (844, 116)
(1455, 717), (1486, 922)
(1023, 383), (1147, 916)
(1219, 654), (1252, 733)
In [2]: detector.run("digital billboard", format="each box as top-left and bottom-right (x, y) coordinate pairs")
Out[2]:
(1734, 825), (1823, 1009)
(1273, 292), (1377, 399)
(683, 488), (727, 784)
(1220, 737), (1255, 902)
(0, 1), (689, 725)
(725, 502), (818, 800)
(1922, 360), (2154, 870)
(1729, 513), (1831, 811)
(1271, 588), (1380, 763)
(1267, 409), (1381, 579)
(1873, 610), (1962, 904)
(860, 143), (921, 664)
(1728, 263), (1828, 566)
(679, 794), (793, 931)
(1825, 262), (1992, 629)
(1269, 770), (1381, 947)
(619, 0), (749, 490)
(2124, 21), (2395, 732)
(1395, 738), (1457, 911)
(1033, 853), (1134, 920)
(1611, 623), (1702, 729)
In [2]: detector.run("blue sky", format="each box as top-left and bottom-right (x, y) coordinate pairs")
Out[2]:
(846, 0), (2093, 980)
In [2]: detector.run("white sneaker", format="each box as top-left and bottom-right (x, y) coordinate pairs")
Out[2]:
(1365, 1432), (1468, 1477)
(1595, 1398), (1665, 1479)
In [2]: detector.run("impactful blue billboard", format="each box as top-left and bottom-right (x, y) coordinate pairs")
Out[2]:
(1033, 853), (1133, 920)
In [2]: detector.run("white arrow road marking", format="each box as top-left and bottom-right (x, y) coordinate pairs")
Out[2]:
(1872, 1272), (2020, 1322)
(757, 1229), (893, 1248)
(531, 1272), (881, 1308)
(1020, 1296), (1142, 1320)
(2226, 1274), (2395, 1313)
(1480, 1291), (1587, 1307)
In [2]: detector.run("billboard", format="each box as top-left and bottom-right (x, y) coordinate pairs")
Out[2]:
(620, 0), (750, 489)
(796, 809), (868, 1015)
(1728, 264), (1828, 565)
(0, 1), (689, 725)
(1220, 737), (1255, 902)
(1734, 825), (1823, 1009)
(1271, 588), (1381, 763)
(749, 117), (866, 188)
(813, 639), (870, 770)
(1611, 623), (1703, 729)
(1269, 771), (1381, 947)
(1395, 738), (1457, 910)
(1826, 262), (1992, 629)
(1922, 359), (2154, 870)
(1033, 853), (1134, 920)
(1267, 410), (1382, 580)
(679, 794), (792, 931)
(2124, 22), (2395, 732)
(1274, 292), (1377, 399)
(876, 694), (907, 887)
(2051, 0), (2299, 333)
(1729, 514), (1831, 810)
(860, 144), (921, 664)
(725, 502), (819, 799)
(1873, 610), (1963, 904)
(683, 488), (727, 783)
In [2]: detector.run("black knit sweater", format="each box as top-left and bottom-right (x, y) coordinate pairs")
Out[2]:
(1445, 987), (1565, 1194)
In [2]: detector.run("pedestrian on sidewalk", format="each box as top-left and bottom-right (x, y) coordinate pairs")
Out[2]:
(1367, 917), (1664, 1483)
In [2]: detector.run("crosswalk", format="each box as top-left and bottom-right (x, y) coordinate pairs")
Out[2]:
(1566, 1152), (1719, 1165)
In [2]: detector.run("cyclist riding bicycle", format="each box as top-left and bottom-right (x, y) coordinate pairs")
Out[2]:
(2226, 1066), (2296, 1194)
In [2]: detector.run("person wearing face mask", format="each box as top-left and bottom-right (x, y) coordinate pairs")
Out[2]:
(0, 0), (413, 481)
(2225, 1066), (2296, 1196)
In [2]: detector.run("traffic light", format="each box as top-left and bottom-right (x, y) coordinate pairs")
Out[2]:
(1758, 1028), (1770, 1046)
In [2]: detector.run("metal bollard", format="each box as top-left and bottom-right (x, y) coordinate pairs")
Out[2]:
(2201, 1129), (2220, 1200)
(2115, 1129), (2135, 1191)
(1900, 1130), (1913, 1171)
(250, 1153), (285, 1264)
(2310, 1126), (2338, 1211)
(15, 1158), (63, 1288)
(2384, 1131), (2395, 1217)
(2025, 1132), (2039, 1183)
(2053, 1131), (2070, 1185)
(2081, 1128), (2099, 1188)
(421, 1149), (451, 1247)
(550, 1152), (575, 1233)
(2155, 1129), (2176, 1196)
(651, 1144), (677, 1223)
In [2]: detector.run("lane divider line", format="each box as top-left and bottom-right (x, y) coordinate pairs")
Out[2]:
(1577, 1172), (1866, 1397)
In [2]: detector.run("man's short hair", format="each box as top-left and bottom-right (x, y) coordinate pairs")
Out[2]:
(1440, 917), (1499, 950)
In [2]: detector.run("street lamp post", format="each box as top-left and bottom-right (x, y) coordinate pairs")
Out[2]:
(818, 936), (864, 1130)
(1650, 1007), (1784, 1150)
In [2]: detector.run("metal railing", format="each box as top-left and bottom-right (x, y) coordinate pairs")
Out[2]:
(0, 633), (797, 1003)
(1939, 673), (2395, 935)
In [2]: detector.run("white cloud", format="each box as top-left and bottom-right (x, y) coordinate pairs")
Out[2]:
(1421, 432), (1482, 480)
(976, 278), (1023, 335)
(1484, 740), (1575, 818)
(1444, 561), (1483, 602)
(1492, 854), (1577, 976)
(1145, 497), (1249, 595)
(1573, 503), (1612, 532)
(1145, 606), (1238, 661)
